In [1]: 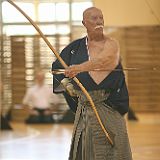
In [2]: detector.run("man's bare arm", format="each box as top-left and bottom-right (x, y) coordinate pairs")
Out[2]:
(65, 39), (120, 78)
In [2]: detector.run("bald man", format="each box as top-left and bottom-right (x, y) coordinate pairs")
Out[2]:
(52, 7), (132, 160)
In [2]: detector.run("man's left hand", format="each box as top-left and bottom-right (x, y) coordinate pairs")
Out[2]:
(65, 65), (81, 78)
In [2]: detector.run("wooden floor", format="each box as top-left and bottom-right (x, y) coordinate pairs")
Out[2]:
(0, 113), (160, 160)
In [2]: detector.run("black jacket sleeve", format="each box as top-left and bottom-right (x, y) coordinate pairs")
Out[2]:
(52, 38), (82, 92)
(52, 46), (72, 93)
(51, 38), (82, 112)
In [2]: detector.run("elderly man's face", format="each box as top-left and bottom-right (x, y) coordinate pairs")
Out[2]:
(83, 8), (104, 33)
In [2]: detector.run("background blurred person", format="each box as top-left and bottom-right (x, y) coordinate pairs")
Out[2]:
(22, 70), (60, 124)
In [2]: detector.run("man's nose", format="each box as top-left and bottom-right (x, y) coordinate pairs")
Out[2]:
(96, 18), (103, 25)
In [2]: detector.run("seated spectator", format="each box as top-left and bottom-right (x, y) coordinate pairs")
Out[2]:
(22, 70), (60, 124)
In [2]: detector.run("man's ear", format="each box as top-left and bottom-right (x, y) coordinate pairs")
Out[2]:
(82, 20), (85, 26)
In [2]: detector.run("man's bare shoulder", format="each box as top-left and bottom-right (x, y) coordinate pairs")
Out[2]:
(105, 35), (119, 44)
(104, 36), (119, 51)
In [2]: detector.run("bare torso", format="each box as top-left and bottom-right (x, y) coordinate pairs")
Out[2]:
(87, 37), (119, 84)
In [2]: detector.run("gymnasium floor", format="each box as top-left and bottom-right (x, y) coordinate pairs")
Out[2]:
(0, 113), (160, 160)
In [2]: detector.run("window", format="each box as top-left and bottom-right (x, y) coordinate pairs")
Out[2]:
(2, 1), (92, 35)
(4, 25), (36, 35)
(72, 2), (92, 21)
(38, 3), (55, 22)
(55, 3), (69, 21)
(2, 2), (35, 23)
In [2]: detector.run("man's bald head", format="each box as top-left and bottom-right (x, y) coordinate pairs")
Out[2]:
(82, 7), (104, 34)
(83, 7), (102, 21)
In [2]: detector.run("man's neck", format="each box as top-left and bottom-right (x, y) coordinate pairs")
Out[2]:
(87, 33), (105, 42)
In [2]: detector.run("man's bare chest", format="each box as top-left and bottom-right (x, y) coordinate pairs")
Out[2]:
(87, 42), (111, 84)
(88, 41), (109, 59)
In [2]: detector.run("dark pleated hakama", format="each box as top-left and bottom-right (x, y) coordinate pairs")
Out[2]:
(69, 90), (132, 160)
